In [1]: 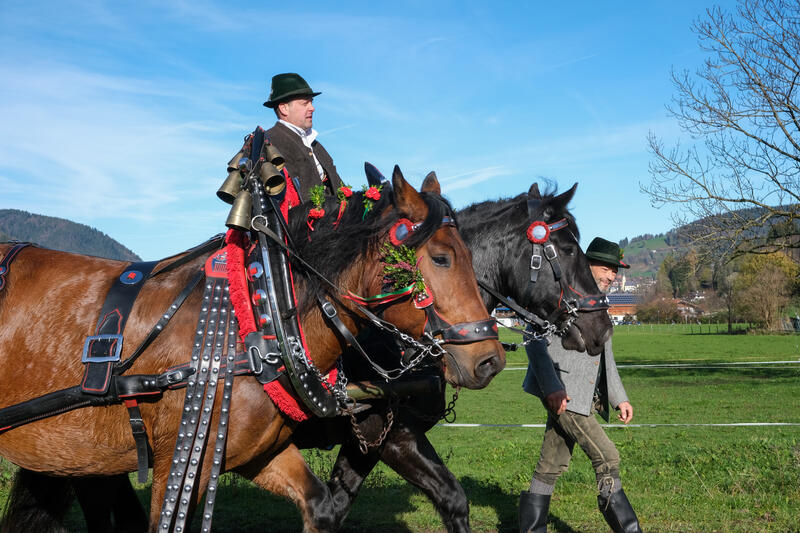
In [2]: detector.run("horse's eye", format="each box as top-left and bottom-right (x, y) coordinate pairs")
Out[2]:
(431, 255), (451, 268)
(563, 246), (576, 256)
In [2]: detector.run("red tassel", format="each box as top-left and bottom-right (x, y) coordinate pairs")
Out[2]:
(334, 200), (346, 227)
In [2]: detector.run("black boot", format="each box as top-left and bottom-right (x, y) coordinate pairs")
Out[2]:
(519, 491), (550, 533)
(597, 489), (642, 533)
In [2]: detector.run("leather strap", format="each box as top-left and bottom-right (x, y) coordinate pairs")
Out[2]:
(0, 369), (194, 433)
(115, 270), (204, 374)
(158, 277), (233, 532)
(124, 400), (151, 483)
(200, 334), (237, 532)
(81, 261), (158, 395)
(0, 242), (31, 291)
(149, 234), (224, 278)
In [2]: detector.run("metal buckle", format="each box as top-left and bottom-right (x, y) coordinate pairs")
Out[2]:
(248, 345), (263, 375)
(81, 334), (124, 363)
(321, 300), (338, 319)
(544, 243), (558, 260)
(530, 254), (542, 270)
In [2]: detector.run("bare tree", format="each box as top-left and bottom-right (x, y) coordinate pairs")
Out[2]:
(643, 0), (800, 260)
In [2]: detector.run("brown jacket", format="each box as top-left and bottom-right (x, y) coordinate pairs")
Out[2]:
(265, 122), (343, 203)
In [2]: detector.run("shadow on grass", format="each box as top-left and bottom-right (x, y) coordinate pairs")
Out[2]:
(60, 472), (589, 532)
(459, 477), (581, 533)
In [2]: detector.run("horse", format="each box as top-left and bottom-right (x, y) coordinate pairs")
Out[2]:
(2, 178), (610, 533)
(0, 167), (504, 533)
(292, 178), (613, 532)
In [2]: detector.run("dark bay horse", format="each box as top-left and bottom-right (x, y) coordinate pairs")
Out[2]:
(3, 179), (609, 533)
(0, 168), (504, 533)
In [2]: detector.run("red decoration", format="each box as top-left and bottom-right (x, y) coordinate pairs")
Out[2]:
(526, 221), (551, 244)
(307, 207), (325, 232)
(389, 218), (415, 246)
(224, 229), (256, 342)
(365, 186), (381, 201)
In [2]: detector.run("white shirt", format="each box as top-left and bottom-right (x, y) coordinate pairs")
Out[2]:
(279, 120), (325, 181)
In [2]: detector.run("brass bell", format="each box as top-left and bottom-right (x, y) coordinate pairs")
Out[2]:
(217, 167), (243, 204)
(259, 162), (286, 196)
(227, 150), (245, 171)
(263, 144), (285, 171)
(225, 189), (252, 231)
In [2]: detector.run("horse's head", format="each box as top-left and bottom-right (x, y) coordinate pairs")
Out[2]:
(291, 167), (504, 390)
(473, 183), (612, 355)
(532, 183), (612, 353)
(369, 167), (505, 389)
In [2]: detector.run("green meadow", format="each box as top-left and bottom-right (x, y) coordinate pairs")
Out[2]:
(2, 325), (799, 532)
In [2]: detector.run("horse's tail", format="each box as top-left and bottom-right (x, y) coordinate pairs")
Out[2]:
(0, 468), (73, 533)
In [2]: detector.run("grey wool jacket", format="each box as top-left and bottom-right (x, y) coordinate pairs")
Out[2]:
(265, 122), (343, 204)
(522, 337), (629, 421)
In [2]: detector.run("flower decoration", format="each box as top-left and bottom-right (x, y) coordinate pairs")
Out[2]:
(307, 185), (326, 233)
(334, 184), (353, 227)
(380, 242), (425, 294)
(619, 249), (625, 260)
(362, 184), (383, 219)
(337, 185), (353, 202)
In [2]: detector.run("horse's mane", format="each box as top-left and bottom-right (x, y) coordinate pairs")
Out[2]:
(287, 187), (454, 312)
(457, 187), (580, 241)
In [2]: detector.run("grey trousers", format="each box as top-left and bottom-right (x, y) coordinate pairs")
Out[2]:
(532, 410), (620, 488)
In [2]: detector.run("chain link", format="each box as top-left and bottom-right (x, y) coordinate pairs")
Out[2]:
(344, 396), (396, 454)
(401, 385), (460, 424)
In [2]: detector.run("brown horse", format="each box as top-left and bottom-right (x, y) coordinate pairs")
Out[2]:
(0, 167), (504, 532)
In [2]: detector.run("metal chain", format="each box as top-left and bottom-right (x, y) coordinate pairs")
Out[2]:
(345, 396), (396, 454)
(441, 386), (459, 423)
(402, 385), (460, 424)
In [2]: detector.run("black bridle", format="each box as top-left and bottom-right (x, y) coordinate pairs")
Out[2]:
(479, 198), (608, 342)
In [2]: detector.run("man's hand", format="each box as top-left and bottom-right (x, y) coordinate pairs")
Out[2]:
(617, 401), (633, 424)
(544, 389), (570, 415)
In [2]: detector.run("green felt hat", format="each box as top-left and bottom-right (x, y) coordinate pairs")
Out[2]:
(263, 73), (320, 108)
(585, 237), (630, 269)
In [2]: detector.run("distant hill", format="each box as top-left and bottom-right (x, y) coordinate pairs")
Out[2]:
(618, 205), (796, 278)
(0, 209), (140, 261)
(619, 234), (675, 278)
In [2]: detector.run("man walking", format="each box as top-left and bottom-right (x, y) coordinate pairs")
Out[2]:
(519, 237), (642, 533)
(263, 73), (343, 203)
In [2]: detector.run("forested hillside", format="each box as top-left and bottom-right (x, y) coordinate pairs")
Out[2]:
(0, 209), (140, 261)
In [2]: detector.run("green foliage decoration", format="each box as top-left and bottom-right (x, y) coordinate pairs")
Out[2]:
(380, 242), (424, 294)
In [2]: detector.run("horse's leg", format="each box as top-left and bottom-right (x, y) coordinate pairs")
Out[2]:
(73, 475), (147, 533)
(0, 469), (72, 533)
(325, 441), (382, 529)
(378, 423), (471, 533)
(108, 474), (148, 533)
(236, 443), (335, 533)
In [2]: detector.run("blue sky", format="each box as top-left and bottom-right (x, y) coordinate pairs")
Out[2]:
(0, 1), (737, 260)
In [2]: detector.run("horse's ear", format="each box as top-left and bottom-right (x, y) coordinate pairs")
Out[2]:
(421, 172), (441, 195)
(552, 182), (578, 209)
(528, 183), (542, 199)
(393, 165), (428, 220)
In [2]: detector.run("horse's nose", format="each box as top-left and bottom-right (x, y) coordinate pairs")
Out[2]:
(475, 351), (505, 381)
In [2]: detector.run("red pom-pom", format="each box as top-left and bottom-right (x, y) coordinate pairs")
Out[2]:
(309, 208), (325, 219)
(365, 187), (381, 201)
(340, 187), (353, 198)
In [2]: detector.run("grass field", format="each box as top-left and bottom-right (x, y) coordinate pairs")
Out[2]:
(2, 326), (799, 532)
